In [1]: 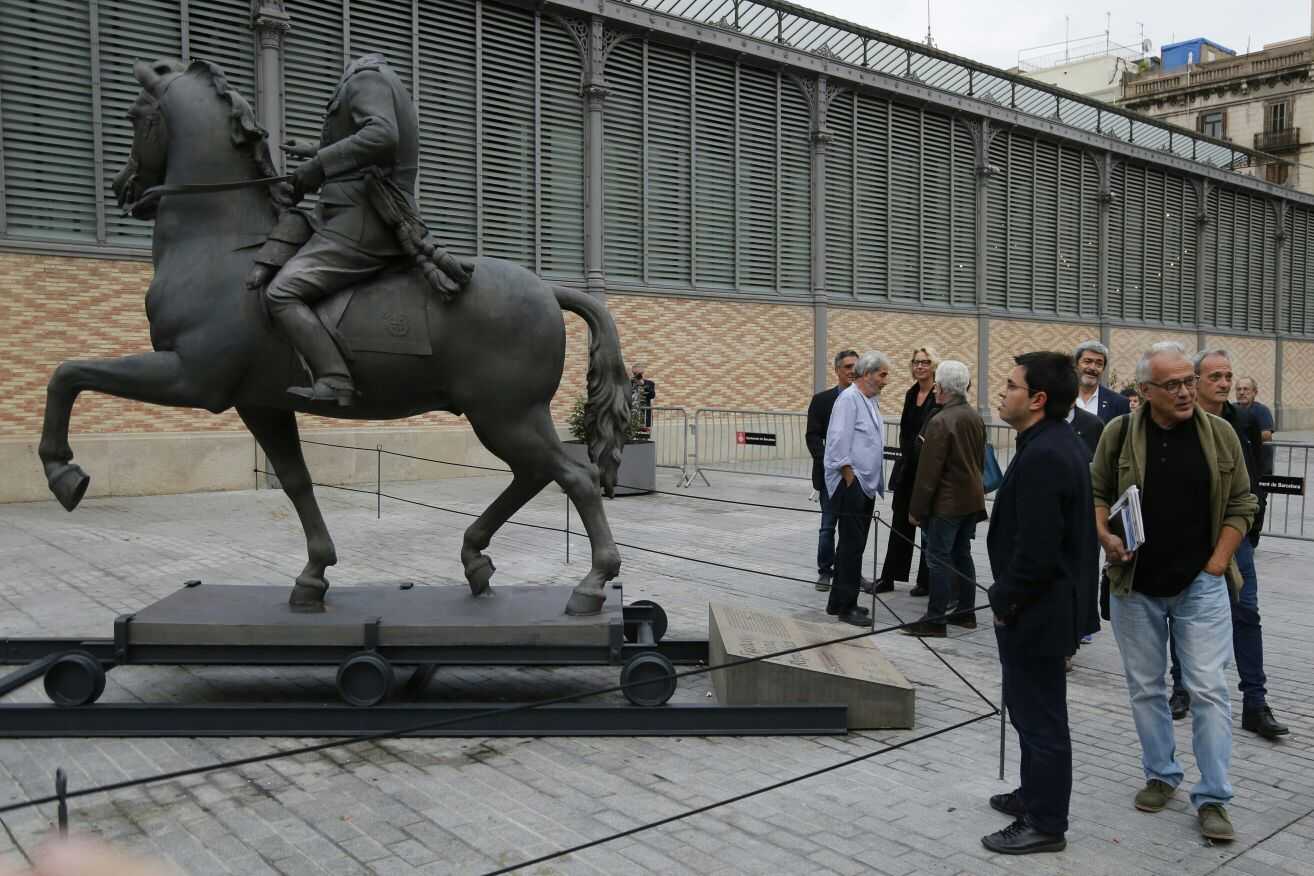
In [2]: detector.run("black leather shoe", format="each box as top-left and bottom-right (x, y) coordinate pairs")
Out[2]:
(1169, 688), (1190, 720)
(981, 819), (1066, 855)
(899, 620), (947, 638)
(1242, 706), (1290, 739)
(837, 609), (871, 627)
(989, 790), (1026, 818)
(827, 604), (869, 617)
(872, 579), (895, 593)
(909, 586), (929, 597)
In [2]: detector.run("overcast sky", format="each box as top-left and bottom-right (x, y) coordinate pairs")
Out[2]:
(797, 1), (1312, 70)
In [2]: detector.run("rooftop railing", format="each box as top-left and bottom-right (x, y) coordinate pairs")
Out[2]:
(1122, 45), (1313, 101)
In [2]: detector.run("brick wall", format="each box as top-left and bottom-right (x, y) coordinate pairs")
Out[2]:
(1108, 327), (1197, 390)
(826, 308), (977, 420)
(987, 319), (1098, 411)
(1282, 340), (1314, 429)
(1202, 334), (1275, 402)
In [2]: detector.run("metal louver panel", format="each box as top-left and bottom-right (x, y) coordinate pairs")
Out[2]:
(645, 41), (690, 285)
(349, 0), (414, 86)
(99, 0), (181, 245)
(824, 90), (854, 298)
(1056, 145), (1082, 316)
(778, 76), (810, 295)
(479, 0), (534, 264)
(737, 64), (776, 293)
(1030, 139), (1058, 314)
(284, 0), (343, 157)
(1141, 167), (1165, 323)
(1209, 188), (1236, 329)
(983, 133), (1008, 308)
(887, 102), (919, 303)
(950, 119), (975, 308)
(920, 110), (951, 306)
(1288, 208), (1314, 335)
(417, 0), (476, 257)
(854, 93), (888, 303)
(187, 0), (256, 100)
(603, 37), (642, 282)
(1079, 153), (1100, 318)
(1161, 174), (1186, 323)
(0, 0), (95, 241)
(1107, 162), (1127, 320)
(693, 53), (735, 289)
(539, 17), (583, 278)
(1117, 164), (1149, 322)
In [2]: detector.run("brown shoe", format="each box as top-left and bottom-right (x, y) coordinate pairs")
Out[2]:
(948, 612), (977, 629)
(1198, 804), (1234, 841)
(1134, 779), (1175, 812)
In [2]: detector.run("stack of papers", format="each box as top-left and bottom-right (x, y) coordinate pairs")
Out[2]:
(1110, 485), (1146, 551)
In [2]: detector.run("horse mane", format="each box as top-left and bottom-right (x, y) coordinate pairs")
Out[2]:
(185, 59), (295, 213)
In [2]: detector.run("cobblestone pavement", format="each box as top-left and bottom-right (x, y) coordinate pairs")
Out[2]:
(1, 466), (1312, 876)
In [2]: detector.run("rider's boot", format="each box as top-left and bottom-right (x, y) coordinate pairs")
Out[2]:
(273, 301), (356, 407)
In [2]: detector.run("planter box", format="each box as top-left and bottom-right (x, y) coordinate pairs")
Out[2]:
(562, 440), (655, 497)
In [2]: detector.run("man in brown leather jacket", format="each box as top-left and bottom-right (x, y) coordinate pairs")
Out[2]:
(267, 53), (420, 406)
(903, 360), (987, 637)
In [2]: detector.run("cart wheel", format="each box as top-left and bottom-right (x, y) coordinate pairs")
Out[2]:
(620, 652), (676, 707)
(44, 651), (106, 707)
(623, 599), (668, 644)
(336, 652), (394, 707)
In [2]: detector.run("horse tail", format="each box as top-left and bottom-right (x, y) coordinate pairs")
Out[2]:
(552, 286), (630, 498)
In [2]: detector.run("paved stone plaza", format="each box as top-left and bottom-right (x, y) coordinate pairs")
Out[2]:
(1, 466), (1312, 875)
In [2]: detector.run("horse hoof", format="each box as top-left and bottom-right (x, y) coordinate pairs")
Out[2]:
(465, 555), (495, 596)
(48, 463), (90, 512)
(289, 580), (327, 612)
(565, 590), (605, 616)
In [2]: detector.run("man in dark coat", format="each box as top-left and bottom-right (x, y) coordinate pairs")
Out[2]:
(1074, 340), (1132, 424)
(981, 351), (1097, 855)
(267, 54), (420, 406)
(806, 350), (858, 591)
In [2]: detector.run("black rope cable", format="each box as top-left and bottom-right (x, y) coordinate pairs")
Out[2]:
(0, 610), (995, 819)
(480, 710), (999, 876)
(262, 472), (1001, 710)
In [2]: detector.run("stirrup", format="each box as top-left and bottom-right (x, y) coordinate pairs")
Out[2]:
(288, 380), (356, 407)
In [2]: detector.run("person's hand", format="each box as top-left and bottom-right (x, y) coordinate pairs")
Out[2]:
(993, 613), (1009, 627)
(1099, 531), (1132, 564)
(289, 157), (325, 198)
(280, 139), (318, 159)
(842, 466), (855, 486)
(908, 514), (920, 527)
(10, 838), (178, 876)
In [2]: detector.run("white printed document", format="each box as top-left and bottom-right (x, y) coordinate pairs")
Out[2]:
(1109, 485), (1145, 551)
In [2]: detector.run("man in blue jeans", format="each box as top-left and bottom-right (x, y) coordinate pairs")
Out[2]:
(806, 350), (859, 592)
(902, 360), (987, 638)
(1167, 350), (1289, 739)
(1091, 341), (1258, 843)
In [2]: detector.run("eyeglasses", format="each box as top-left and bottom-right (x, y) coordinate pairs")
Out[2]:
(911, 359), (932, 366)
(1144, 375), (1198, 394)
(1004, 379), (1037, 395)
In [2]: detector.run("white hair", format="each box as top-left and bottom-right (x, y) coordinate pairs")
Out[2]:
(934, 360), (971, 398)
(1074, 340), (1110, 364)
(1192, 348), (1232, 373)
(855, 350), (891, 376)
(1135, 341), (1189, 383)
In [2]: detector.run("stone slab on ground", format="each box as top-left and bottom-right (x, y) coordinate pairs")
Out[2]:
(128, 582), (621, 648)
(708, 602), (914, 729)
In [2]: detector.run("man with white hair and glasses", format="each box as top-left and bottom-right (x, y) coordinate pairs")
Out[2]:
(1091, 341), (1257, 843)
(902, 361), (986, 638)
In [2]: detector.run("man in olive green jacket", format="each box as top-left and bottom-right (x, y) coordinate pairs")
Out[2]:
(1090, 341), (1257, 843)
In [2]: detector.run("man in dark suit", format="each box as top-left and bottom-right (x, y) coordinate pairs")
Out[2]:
(1074, 340), (1131, 424)
(806, 350), (859, 591)
(1069, 406), (1104, 460)
(982, 351), (1097, 856)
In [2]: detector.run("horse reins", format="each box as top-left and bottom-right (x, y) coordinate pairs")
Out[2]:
(122, 174), (291, 216)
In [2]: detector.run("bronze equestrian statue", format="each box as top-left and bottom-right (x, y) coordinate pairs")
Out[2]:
(37, 57), (630, 617)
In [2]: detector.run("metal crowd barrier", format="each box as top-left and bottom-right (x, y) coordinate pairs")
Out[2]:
(1257, 442), (1313, 542)
(646, 405), (691, 484)
(690, 408), (812, 484)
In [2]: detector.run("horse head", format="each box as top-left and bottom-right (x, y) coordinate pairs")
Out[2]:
(113, 58), (292, 221)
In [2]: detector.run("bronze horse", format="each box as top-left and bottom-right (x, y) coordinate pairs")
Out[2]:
(37, 59), (630, 616)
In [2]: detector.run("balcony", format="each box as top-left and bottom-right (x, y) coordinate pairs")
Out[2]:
(1255, 128), (1302, 151)
(1123, 45), (1314, 101)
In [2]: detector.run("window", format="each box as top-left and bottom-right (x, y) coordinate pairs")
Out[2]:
(1265, 161), (1290, 186)
(1198, 110), (1226, 140)
(1266, 100), (1292, 133)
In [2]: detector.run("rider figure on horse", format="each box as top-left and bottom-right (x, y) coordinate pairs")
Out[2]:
(266, 53), (422, 407)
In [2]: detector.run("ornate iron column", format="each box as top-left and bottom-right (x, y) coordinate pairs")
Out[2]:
(1191, 177), (1212, 352)
(810, 76), (831, 393)
(252, 0), (290, 172)
(1272, 198), (1289, 426)
(1093, 151), (1117, 349)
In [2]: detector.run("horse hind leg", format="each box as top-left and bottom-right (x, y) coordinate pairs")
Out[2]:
(460, 473), (550, 596)
(237, 405), (338, 611)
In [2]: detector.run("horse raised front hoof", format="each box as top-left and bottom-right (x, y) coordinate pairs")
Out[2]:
(47, 463), (90, 512)
(564, 588), (606, 616)
(289, 578), (327, 613)
(464, 555), (495, 596)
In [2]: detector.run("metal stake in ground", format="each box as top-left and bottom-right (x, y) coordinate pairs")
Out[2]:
(54, 768), (68, 839)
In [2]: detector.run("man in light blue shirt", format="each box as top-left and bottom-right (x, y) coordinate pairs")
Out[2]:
(824, 351), (891, 625)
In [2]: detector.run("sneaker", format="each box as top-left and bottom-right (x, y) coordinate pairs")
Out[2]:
(815, 573), (832, 592)
(1241, 706), (1290, 739)
(980, 819), (1066, 855)
(1079, 634), (1094, 645)
(1169, 688), (1190, 720)
(1134, 779), (1175, 813)
(1198, 803), (1234, 841)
